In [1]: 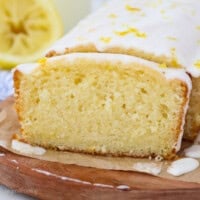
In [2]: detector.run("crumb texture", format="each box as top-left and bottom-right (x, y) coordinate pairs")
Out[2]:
(15, 57), (187, 158)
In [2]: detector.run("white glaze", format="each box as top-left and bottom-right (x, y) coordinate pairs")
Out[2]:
(11, 140), (46, 156)
(32, 168), (114, 188)
(184, 145), (200, 158)
(14, 63), (39, 75)
(0, 153), (5, 157)
(10, 159), (18, 164)
(132, 162), (162, 175)
(48, 0), (200, 77)
(93, 183), (114, 188)
(116, 185), (130, 190)
(167, 158), (199, 176)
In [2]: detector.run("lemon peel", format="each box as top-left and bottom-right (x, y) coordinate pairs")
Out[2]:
(0, 0), (63, 69)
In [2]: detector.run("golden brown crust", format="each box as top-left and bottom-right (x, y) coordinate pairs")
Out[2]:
(184, 77), (200, 141)
(13, 70), (22, 121)
(174, 81), (189, 140)
(17, 137), (177, 160)
(13, 70), (25, 136)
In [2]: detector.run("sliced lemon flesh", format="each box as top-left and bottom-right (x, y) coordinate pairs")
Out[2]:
(0, 0), (63, 69)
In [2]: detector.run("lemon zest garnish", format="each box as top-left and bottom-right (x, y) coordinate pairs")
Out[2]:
(166, 36), (177, 41)
(125, 5), (141, 12)
(115, 30), (130, 36)
(159, 63), (167, 68)
(171, 48), (176, 55)
(196, 26), (200, 30)
(108, 13), (117, 18)
(100, 37), (112, 43)
(194, 60), (200, 69)
(115, 26), (147, 38)
(38, 57), (47, 65)
(170, 48), (179, 68)
(160, 9), (165, 14)
(171, 59), (179, 68)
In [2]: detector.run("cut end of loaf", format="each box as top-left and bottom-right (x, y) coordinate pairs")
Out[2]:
(184, 77), (200, 141)
(14, 54), (189, 159)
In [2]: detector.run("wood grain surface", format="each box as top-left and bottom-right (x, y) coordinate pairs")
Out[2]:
(0, 97), (200, 200)
(0, 146), (200, 200)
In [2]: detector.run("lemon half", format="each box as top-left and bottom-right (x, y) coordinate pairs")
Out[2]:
(0, 0), (63, 69)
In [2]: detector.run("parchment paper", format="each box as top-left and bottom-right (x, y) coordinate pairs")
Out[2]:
(0, 97), (200, 184)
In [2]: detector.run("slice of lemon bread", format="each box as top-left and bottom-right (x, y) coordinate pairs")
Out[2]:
(46, 0), (200, 140)
(14, 53), (191, 159)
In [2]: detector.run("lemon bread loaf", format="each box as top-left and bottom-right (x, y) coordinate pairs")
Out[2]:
(47, 0), (200, 140)
(14, 53), (191, 159)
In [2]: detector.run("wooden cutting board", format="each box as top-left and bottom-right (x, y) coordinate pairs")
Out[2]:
(0, 97), (200, 200)
(0, 147), (200, 200)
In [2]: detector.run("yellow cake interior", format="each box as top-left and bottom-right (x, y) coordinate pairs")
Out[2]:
(15, 55), (188, 158)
